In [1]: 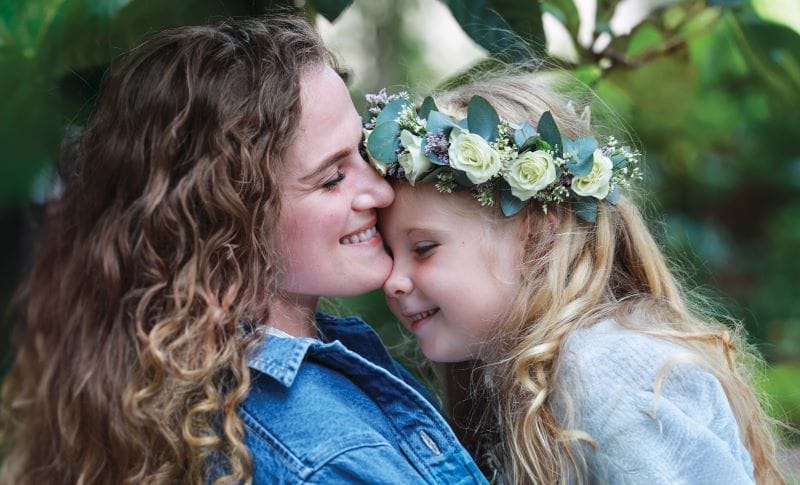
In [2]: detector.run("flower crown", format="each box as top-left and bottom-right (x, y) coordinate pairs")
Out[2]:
(362, 89), (641, 222)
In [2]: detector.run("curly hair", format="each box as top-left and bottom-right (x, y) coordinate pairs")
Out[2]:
(1, 15), (333, 484)
(433, 73), (784, 484)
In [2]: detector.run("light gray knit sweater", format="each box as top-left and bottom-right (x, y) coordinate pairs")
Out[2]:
(556, 319), (755, 484)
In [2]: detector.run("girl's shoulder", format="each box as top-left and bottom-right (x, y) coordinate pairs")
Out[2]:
(558, 319), (701, 388)
(553, 319), (755, 483)
(555, 318), (728, 416)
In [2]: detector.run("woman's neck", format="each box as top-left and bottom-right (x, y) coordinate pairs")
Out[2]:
(267, 293), (319, 338)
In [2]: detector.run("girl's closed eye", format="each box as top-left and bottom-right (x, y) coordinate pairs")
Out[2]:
(412, 242), (439, 257)
(321, 169), (345, 190)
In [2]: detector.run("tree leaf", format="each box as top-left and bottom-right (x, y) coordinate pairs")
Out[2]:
(440, 0), (542, 61)
(309, 0), (353, 22)
(466, 95), (500, 141)
(366, 121), (401, 163)
(706, 0), (743, 7)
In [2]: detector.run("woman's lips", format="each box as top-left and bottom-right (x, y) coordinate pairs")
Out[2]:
(340, 225), (378, 245)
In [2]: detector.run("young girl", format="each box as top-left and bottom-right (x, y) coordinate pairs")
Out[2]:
(365, 75), (784, 483)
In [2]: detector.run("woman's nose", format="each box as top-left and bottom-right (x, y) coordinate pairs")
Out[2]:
(383, 263), (413, 297)
(352, 163), (394, 211)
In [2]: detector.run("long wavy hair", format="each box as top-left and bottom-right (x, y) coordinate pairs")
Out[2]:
(432, 73), (784, 484)
(0, 15), (333, 484)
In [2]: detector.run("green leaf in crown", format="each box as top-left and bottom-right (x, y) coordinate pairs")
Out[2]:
(361, 89), (642, 223)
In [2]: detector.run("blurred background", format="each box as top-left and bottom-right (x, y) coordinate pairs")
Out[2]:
(1, 0), (798, 468)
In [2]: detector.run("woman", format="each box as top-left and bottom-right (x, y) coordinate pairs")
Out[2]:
(0, 15), (485, 484)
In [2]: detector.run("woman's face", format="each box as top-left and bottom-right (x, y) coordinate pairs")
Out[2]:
(277, 65), (394, 305)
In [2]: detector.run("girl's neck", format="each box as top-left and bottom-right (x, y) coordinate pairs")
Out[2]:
(267, 293), (319, 338)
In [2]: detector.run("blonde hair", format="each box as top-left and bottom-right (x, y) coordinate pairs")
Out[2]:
(433, 72), (784, 484)
(1, 16), (332, 484)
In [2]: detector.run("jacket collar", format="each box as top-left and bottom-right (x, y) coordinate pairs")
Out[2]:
(247, 313), (393, 387)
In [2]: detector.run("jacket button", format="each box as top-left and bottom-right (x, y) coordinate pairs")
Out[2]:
(419, 430), (441, 456)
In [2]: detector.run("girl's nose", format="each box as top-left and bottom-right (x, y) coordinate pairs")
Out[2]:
(383, 264), (413, 297)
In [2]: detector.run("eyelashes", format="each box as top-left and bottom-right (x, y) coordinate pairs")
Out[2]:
(322, 169), (345, 190)
(358, 133), (369, 161)
(413, 242), (438, 257)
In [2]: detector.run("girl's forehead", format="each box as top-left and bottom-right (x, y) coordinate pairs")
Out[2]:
(382, 183), (496, 236)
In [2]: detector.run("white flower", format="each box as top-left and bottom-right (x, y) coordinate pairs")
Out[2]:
(447, 127), (503, 184)
(572, 149), (613, 199)
(363, 128), (388, 176)
(398, 129), (431, 184)
(504, 150), (557, 200)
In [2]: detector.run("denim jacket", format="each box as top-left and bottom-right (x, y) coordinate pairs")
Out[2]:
(240, 313), (487, 484)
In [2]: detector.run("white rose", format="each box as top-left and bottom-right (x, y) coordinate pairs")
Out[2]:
(504, 150), (557, 200)
(397, 129), (432, 184)
(572, 149), (613, 199)
(363, 128), (388, 176)
(447, 127), (502, 184)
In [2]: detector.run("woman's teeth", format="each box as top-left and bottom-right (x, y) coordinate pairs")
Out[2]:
(340, 226), (377, 245)
(410, 308), (438, 322)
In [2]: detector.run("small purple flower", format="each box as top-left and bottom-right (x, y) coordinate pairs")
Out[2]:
(386, 162), (406, 180)
(424, 130), (450, 165)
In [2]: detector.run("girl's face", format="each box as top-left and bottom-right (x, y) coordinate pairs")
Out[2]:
(381, 184), (523, 362)
(277, 65), (394, 306)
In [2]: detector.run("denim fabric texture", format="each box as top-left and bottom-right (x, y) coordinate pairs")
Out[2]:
(240, 313), (487, 484)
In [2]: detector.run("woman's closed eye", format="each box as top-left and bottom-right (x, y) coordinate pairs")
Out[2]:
(321, 169), (345, 190)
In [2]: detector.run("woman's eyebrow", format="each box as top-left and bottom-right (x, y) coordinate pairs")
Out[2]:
(298, 147), (351, 183)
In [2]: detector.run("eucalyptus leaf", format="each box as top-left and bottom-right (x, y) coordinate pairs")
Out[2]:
(457, 118), (470, 129)
(420, 166), (447, 182)
(452, 169), (474, 188)
(419, 96), (438, 120)
(573, 199), (598, 223)
(375, 98), (413, 125)
(500, 180), (526, 216)
(606, 185), (620, 205)
(518, 136), (541, 153)
(466, 95), (500, 141)
(537, 111), (562, 157)
(610, 153), (628, 170)
(513, 121), (538, 146)
(564, 135), (596, 177)
(426, 110), (458, 135)
(367, 121), (401, 163)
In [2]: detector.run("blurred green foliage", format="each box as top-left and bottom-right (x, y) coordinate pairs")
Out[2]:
(1, 0), (798, 433)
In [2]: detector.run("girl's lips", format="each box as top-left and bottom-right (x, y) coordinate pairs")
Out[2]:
(405, 308), (439, 332)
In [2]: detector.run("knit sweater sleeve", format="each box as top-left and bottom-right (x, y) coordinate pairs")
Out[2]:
(557, 320), (755, 484)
